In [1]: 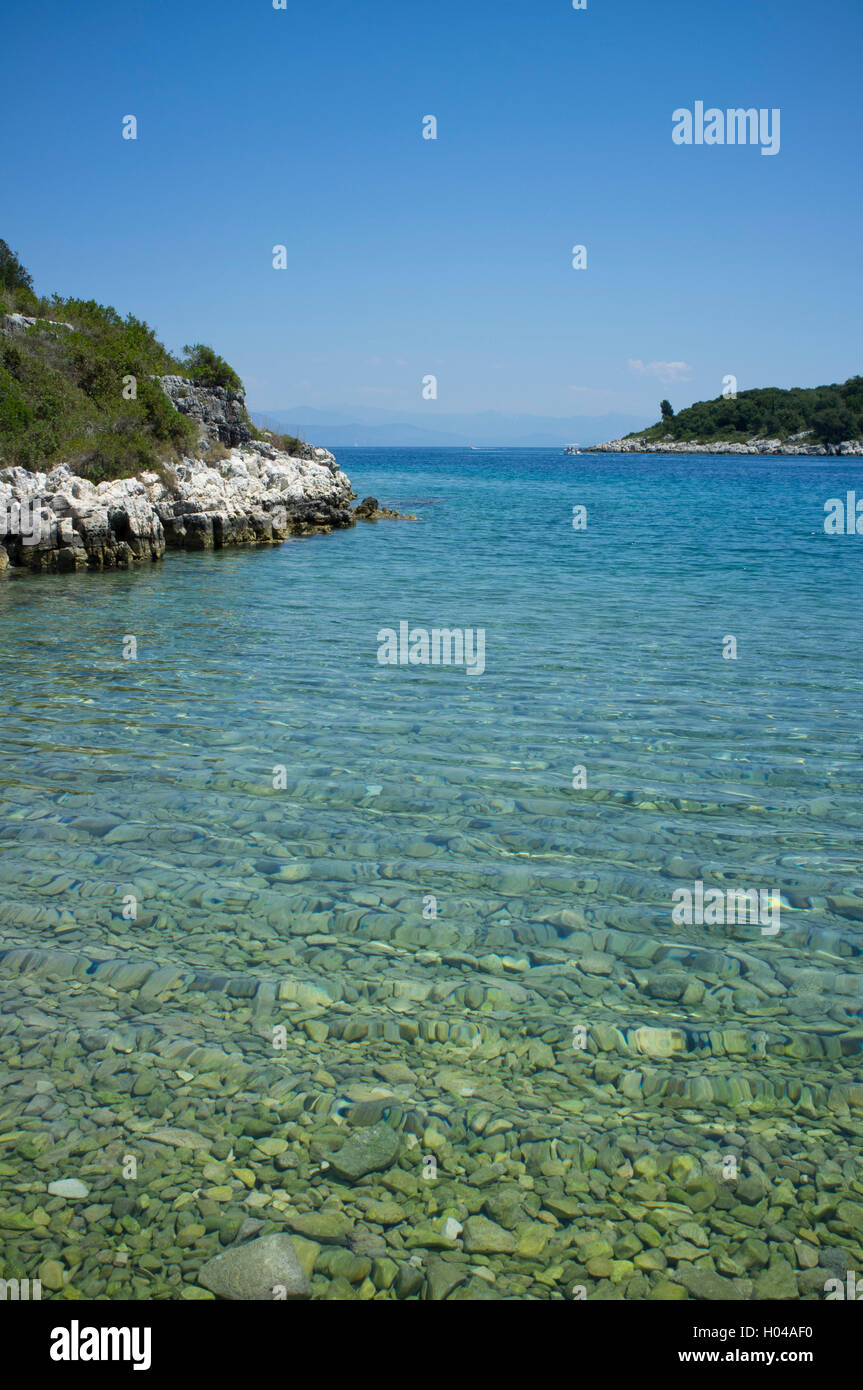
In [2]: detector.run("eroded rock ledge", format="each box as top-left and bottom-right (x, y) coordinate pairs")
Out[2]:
(0, 441), (358, 575)
(585, 435), (863, 456)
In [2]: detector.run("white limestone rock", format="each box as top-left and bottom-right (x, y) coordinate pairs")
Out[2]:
(0, 442), (355, 574)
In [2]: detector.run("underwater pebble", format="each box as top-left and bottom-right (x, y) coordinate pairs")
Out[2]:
(47, 1179), (89, 1199)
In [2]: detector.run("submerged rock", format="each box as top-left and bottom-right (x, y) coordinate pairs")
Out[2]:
(197, 1234), (311, 1300)
(425, 1257), (469, 1300)
(676, 1266), (748, 1301)
(754, 1260), (799, 1300)
(327, 1123), (401, 1181)
(461, 1216), (517, 1255)
(47, 1179), (88, 1199)
(286, 1210), (353, 1244)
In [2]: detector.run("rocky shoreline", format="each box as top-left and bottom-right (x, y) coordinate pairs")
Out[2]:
(0, 378), (410, 575)
(0, 446), (357, 575)
(585, 435), (863, 456)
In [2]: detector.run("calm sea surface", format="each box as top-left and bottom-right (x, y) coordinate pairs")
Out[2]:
(1, 449), (861, 1300)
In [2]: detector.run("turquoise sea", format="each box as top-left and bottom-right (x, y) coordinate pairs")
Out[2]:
(1, 448), (862, 1301)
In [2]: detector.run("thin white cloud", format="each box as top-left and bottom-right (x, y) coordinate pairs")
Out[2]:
(628, 358), (692, 384)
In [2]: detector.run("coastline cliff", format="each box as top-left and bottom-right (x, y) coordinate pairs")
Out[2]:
(0, 362), (362, 574)
(0, 243), (409, 575)
(0, 397), (356, 574)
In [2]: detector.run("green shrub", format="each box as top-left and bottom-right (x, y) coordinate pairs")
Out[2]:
(263, 429), (306, 455)
(138, 378), (197, 452)
(0, 365), (32, 437)
(181, 343), (242, 391)
(0, 241), (242, 479)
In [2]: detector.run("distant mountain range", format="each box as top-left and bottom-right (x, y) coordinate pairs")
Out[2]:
(248, 405), (646, 449)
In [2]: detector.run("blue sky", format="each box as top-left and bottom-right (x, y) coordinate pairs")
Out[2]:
(3, 0), (861, 426)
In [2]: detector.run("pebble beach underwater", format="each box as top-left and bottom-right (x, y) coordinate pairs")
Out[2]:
(1, 446), (861, 1307)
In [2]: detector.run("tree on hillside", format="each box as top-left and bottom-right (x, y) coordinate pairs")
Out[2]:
(660, 399), (674, 421)
(182, 343), (243, 392)
(812, 401), (857, 446)
(0, 239), (34, 294)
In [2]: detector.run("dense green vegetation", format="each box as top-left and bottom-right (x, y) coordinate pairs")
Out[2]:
(0, 240), (258, 481)
(634, 378), (863, 447)
(181, 342), (243, 392)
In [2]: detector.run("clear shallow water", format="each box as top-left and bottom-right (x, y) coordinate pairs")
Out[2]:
(1, 449), (862, 1301)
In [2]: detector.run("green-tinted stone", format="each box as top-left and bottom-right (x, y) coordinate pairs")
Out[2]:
(286, 1210), (352, 1244)
(39, 1259), (65, 1291)
(326, 1124), (400, 1182)
(648, 1280), (688, 1300)
(462, 1216), (516, 1255)
(372, 1257), (399, 1291)
(755, 1261), (798, 1300)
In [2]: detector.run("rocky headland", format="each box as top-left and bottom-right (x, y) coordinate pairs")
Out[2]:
(583, 375), (863, 455)
(585, 435), (863, 456)
(0, 376), (409, 575)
